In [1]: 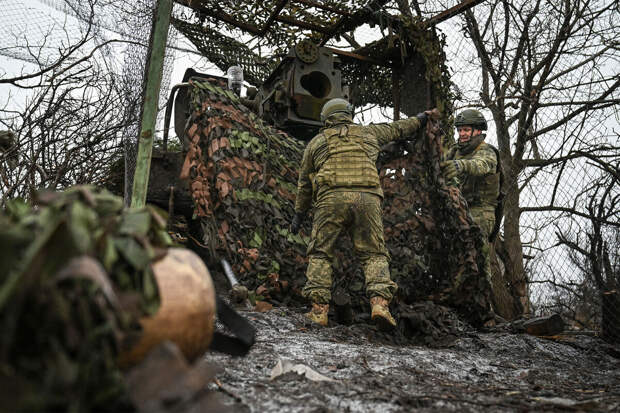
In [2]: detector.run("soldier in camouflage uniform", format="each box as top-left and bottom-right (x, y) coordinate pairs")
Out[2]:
(290, 98), (431, 330)
(441, 109), (501, 285)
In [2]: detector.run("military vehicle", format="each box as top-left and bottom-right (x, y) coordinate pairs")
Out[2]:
(147, 40), (352, 225)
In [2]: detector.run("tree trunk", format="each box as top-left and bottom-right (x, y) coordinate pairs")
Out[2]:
(602, 289), (620, 344)
(489, 239), (519, 320)
(502, 170), (529, 316)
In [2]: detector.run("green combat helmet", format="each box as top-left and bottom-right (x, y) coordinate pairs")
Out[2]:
(454, 109), (487, 131)
(320, 98), (353, 123)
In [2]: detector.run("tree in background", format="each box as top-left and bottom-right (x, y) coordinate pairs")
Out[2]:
(0, 0), (138, 203)
(554, 170), (619, 342)
(462, 0), (619, 317)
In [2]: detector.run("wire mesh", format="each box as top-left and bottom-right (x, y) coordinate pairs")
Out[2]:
(429, 0), (619, 339)
(0, 0), (178, 204)
(0, 0), (618, 340)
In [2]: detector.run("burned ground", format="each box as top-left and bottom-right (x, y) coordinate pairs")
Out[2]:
(205, 307), (620, 412)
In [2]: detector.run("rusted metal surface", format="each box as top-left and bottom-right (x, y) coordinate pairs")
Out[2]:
(324, 46), (387, 66)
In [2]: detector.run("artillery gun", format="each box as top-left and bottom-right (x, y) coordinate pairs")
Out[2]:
(146, 40), (351, 226)
(165, 39), (350, 147)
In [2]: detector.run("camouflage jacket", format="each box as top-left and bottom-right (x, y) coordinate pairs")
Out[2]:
(446, 139), (500, 210)
(295, 114), (423, 213)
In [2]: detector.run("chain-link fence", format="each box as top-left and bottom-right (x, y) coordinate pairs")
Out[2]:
(1, 0), (618, 340)
(431, 0), (619, 340)
(0, 0), (178, 204)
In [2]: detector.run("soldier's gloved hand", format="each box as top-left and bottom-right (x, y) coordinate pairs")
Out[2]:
(440, 160), (462, 180)
(415, 112), (428, 128)
(290, 212), (305, 234)
(425, 108), (441, 121)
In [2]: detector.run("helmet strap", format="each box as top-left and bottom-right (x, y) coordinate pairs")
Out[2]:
(457, 133), (485, 154)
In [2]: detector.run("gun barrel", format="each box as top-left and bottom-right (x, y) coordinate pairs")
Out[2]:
(221, 259), (239, 287)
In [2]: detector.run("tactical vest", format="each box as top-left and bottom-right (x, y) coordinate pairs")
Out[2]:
(454, 142), (501, 209)
(315, 125), (381, 191)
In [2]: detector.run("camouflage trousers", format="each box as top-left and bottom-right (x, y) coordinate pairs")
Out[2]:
(470, 207), (495, 282)
(302, 191), (397, 305)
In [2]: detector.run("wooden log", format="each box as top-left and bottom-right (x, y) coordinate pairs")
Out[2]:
(520, 314), (566, 336)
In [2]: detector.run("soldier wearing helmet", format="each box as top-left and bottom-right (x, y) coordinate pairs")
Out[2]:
(441, 109), (503, 290)
(291, 97), (434, 330)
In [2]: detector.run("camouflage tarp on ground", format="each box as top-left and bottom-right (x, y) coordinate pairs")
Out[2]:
(182, 79), (492, 326)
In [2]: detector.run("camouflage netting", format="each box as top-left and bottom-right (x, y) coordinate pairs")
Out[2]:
(172, 5), (453, 116)
(182, 78), (493, 327)
(173, 0), (390, 65)
(171, 18), (274, 87)
(380, 117), (490, 326)
(0, 187), (224, 411)
(181, 78), (309, 303)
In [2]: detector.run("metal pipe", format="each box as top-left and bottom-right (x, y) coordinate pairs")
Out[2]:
(221, 259), (239, 287)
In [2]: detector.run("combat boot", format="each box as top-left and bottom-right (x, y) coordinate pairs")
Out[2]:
(370, 296), (396, 331)
(305, 303), (329, 326)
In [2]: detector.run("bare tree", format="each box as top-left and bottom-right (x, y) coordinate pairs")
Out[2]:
(462, 0), (620, 315)
(554, 170), (619, 341)
(0, 0), (137, 202)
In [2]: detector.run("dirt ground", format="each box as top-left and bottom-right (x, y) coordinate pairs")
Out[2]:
(204, 307), (620, 412)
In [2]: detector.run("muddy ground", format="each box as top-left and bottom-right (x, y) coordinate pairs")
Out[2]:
(203, 307), (620, 412)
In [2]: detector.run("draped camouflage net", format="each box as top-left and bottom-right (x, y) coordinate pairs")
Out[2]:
(180, 77), (309, 303)
(171, 17), (275, 87)
(182, 79), (493, 327)
(172, 6), (453, 115)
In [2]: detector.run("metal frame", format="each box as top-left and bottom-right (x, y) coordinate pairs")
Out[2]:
(174, 0), (486, 52)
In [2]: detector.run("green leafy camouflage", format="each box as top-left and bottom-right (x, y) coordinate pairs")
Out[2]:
(182, 79), (493, 327)
(0, 186), (172, 411)
(182, 78), (310, 289)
